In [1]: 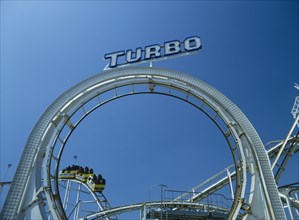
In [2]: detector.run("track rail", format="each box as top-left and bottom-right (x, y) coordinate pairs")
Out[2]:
(1, 67), (285, 220)
(80, 200), (229, 220)
(179, 136), (299, 203)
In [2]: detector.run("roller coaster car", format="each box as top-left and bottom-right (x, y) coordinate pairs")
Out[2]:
(75, 167), (93, 182)
(86, 174), (106, 192)
(59, 165), (80, 179)
(59, 169), (76, 179)
(76, 173), (92, 182)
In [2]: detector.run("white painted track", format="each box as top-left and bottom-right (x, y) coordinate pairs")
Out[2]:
(0, 67), (285, 219)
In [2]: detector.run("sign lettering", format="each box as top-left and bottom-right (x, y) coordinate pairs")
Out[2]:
(104, 36), (201, 68)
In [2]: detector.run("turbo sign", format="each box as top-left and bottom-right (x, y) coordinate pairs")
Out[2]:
(104, 36), (201, 68)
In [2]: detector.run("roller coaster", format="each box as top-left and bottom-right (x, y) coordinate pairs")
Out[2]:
(1, 67), (299, 219)
(59, 165), (106, 192)
(55, 133), (299, 220)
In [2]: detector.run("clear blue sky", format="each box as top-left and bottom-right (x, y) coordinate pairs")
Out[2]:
(1, 0), (298, 217)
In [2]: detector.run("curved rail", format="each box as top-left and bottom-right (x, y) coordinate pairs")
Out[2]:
(279, 183), (299, 211)
(80, 200), (230, 220)
(58, 178), (116, 220)
(1, 67), (285, 220)
(180, 135), (299, 204)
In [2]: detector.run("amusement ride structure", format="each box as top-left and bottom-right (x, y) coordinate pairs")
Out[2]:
(0, 66), (298, 220)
